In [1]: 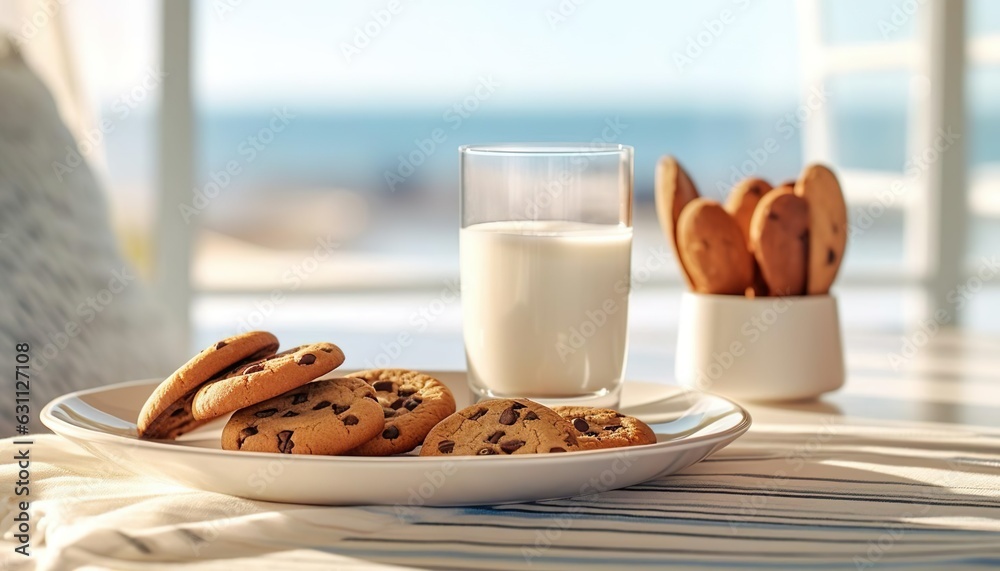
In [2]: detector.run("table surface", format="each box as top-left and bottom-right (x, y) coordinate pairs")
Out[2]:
(5, 327), (999, 570)
(741, 328), (1000, 428)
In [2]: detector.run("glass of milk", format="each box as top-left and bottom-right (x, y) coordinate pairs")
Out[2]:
(459, 143), (633, 408)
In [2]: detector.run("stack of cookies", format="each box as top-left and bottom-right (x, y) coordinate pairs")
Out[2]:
(655, 157), (847, 297)
(137, 331), (658, 456)
(137, 331), (459, 456)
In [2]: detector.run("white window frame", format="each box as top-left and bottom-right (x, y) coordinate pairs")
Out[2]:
(154, 0), (194, 347)
(796, 0), (980, 324)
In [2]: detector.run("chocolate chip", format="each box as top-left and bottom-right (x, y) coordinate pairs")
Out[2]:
(572, 418), (590, 432)
(486, 430), (505, 444)
(437, 440), (455, 453)
(276, 430), (295, 453)
(827, 248), (836, 265)
(390, 397), (406, 410)
(383, 408), (396, 418)
(524, 411), (539, 421)
(282, 411), (299, 417)
(383, 426), (400, 439)
(498, 407), (519, 425)
(403, 397), (421, 411)
(604, 425), (623, 431)
(333, 404), (350, 414)
(243, 363), (265, 375)
(170, 408), (186, 417)
(511, 402), (526, 409)
(549, 447), (566, 453)
(468, 408), (488, 421)
(320, 347), (333, 353)
(477, 447), (497, 455)
(291, 393), (308, 405)
(397, 386), (417, 397)
(343, 415), (359, 426)
(500, 439), (525, 454)
(615, 413), (625, 418)
(237, 426), (258, 448)
(584, 431), (599, 437)
(297, 353), (316, 366)
(254, 408), (278, 418)
(215, 341), (227, 350)
(364, 394), (377, 401)
(372, 380), (394, 392)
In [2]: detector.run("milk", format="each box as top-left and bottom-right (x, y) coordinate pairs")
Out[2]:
(460, 220), (632, 400)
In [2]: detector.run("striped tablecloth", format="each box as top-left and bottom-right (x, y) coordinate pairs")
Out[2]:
(3, 414), (999, 570)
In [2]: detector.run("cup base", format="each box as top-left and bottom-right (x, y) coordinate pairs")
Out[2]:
(469, 384), (622, 409)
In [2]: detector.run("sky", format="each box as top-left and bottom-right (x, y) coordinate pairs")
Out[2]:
(43, 0), (1000, 113)
(190, 0), (803, 109)
(62, 0), (798, 111)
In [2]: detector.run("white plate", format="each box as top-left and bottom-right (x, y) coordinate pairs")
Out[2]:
(41, 372), (750, 506)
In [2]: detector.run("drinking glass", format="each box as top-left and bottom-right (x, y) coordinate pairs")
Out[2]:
(459, 143), (633, 407)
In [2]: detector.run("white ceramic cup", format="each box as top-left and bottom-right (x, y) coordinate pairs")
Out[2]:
(675, 292), (845, 401)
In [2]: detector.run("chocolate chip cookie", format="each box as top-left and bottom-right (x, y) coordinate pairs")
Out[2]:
(141, 389), (202, 440)
(655, 155), (701, 290)
(794, 164), (847, 294)
(551, 406), (658, 450)
(222, 378), (383, 455)
(192, 342), (345, 420)
(138, 331), (279, 439)
(750, 189), (810, 296)
(676, 199), (754, 295)
(345, 369), (456, 456)
(725, 177), (773, 243)
(420, 399), (580, 456)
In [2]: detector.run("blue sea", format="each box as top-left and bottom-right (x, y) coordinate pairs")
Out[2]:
(99, 105), (1000, 270)
(102, 105), (1000, 201)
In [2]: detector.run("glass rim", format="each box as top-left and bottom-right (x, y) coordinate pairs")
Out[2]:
(459, 142), (632, 157)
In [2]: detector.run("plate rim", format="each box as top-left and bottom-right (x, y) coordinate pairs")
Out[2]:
(41, 374), (752, 464)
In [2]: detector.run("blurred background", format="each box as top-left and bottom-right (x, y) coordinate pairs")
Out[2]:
(2, 0), (998, 377)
